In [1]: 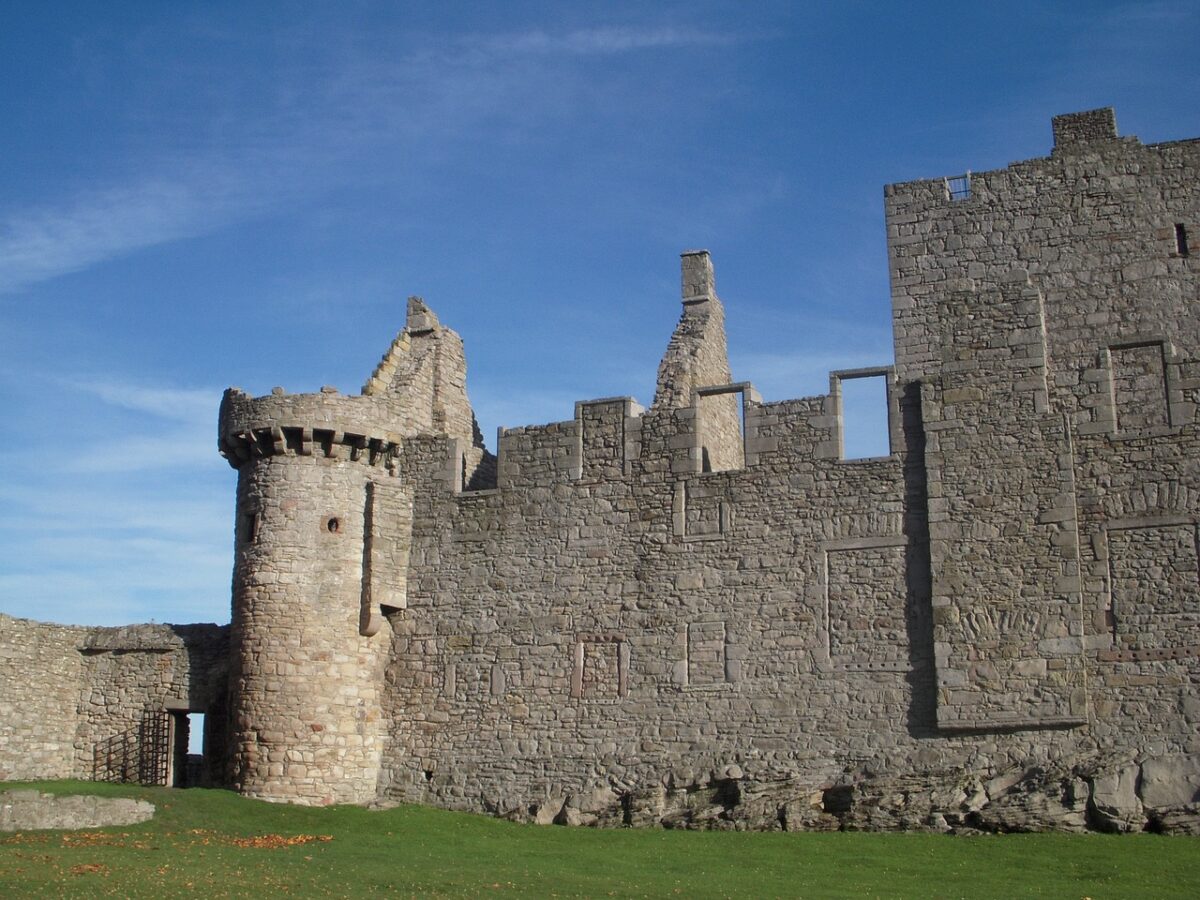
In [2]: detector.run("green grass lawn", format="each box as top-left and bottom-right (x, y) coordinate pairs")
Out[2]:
(2, 780), (1199, 898)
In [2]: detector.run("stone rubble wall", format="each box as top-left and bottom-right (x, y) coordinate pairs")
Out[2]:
(4, 108), (1197, 834)
(218, 291), (496, 804)
(887, 109), (1200, 738)
(0, 616), (87, 781)
(79, 623), (229, 784)
(226, 453), (390, 805)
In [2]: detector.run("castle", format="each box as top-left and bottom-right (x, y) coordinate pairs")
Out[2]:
(2, 108), (1198, 832)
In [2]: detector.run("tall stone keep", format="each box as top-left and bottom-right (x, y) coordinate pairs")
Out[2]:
(217, 297), (492, 804)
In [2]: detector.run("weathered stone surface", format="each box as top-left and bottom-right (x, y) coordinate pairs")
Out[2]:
(0, 615), (227, 786)
(1089, 764), (1144, 833)
(1149, 804), (1200, 835)
(976, 774), (1090, 833)
(0, 791), (154, 831)
(1139, 756), (1200, 809)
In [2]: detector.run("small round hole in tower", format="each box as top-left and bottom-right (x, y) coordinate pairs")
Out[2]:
(326, 517), (341, 534)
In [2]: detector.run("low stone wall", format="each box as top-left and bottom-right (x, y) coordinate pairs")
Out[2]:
(0, 791), (155, 831)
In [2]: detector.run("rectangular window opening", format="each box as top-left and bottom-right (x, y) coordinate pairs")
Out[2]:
(839, 374), (890, 460)
(946, 173), (971, 201)
(242, 512), (259, 544)
(697, 389), (745, 472)
(1176, 223), (1190, 257)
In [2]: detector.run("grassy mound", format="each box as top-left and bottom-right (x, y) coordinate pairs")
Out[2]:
(1, 780), (1198, 897)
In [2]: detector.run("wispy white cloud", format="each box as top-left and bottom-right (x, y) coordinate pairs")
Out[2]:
(68, 379), (218, 422)
(0, 475), (231, 626)
(0, 371), (230, 624)
(0, 169), (261, 295)
(475, 26), (742, 56)
(42, 377), (223, 472)
(0, 19), (767, 297)
(65, 434), (220, 474)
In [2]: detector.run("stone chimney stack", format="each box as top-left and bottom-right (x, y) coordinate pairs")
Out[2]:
(681, 249), (716, 305)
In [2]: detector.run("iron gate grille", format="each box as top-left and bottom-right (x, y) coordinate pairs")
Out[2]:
(93, 710), (172, 786)
(138, 710), (171, 785)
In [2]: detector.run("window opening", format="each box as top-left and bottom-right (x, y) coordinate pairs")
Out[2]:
(242, 512), (259, 544)
(1109, 342), (1169, 432)
(1176, 223), (1190, 257)
(326, 516), (341, 534)
(696, 388), (745, 472)
(945, 172), (971, 201)
(839, 374), (890, 459)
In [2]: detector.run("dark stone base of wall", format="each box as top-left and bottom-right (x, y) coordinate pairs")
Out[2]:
(458, 752), (1200, 834)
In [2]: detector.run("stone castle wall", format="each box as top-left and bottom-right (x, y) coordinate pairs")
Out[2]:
(0, 616), (87, 781)
(226, 449), (393, 805)
(373, 108), (1199, 826)
(0, 614), (227, 784)
(886, 108), (1200, 732)
(1, 107), (1197, 831)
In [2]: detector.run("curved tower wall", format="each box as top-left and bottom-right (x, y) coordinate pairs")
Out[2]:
(220, 390), (399, 805)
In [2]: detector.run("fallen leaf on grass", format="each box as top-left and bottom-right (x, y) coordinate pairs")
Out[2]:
(61, 832), (128, 846)
(230, 834), (334, 849)
(0, 832), (50, 845)
(70, 863), (109, 876)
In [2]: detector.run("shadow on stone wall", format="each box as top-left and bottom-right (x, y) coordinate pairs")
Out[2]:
(173, 624), (230, 788)
(92, 710), (171, 785)
(900, 381), (938, 737)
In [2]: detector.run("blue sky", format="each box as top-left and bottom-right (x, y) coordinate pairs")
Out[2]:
(2, 2), (1198, 627)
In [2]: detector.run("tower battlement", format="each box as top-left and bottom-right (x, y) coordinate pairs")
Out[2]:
(218, 387), (403, 471)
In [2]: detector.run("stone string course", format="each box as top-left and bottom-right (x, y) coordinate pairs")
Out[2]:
(1, 107), (1198, 832)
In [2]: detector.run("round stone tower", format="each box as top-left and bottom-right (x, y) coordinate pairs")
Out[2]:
(218, 388), (400, 804)
(218, 297), (492, 805)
